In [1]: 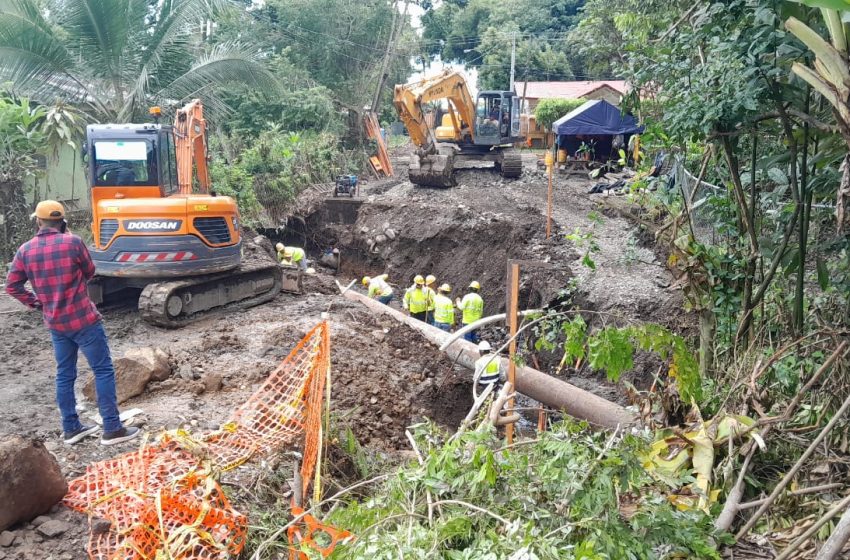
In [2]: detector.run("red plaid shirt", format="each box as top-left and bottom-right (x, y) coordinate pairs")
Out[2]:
(5, 227), (102, 332)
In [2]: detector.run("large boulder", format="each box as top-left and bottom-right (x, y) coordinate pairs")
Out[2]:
(83, 347), (171, 404)
(0, 435), (67, 531)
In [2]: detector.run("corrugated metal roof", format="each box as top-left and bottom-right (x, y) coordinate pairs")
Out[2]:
(515, 80), (628, 100)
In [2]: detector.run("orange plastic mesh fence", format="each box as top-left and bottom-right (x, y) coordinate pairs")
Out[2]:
(287, 506), (354, 560)
(63, 322), (331, 560)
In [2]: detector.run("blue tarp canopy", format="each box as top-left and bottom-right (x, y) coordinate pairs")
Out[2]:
(553, 99), (644, 136)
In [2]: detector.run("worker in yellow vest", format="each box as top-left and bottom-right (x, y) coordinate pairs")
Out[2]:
(433, 284), (455, 332)
(424, 274), (437, 324)
(362, 274), (393, 305)
(456, 280), (484, 342)
(474, 340), (503, 389)
(403, 275), (429, 322)
(276, 243), (308, 272)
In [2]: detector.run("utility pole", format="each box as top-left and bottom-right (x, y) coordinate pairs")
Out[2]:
(509, 31), (516, 91)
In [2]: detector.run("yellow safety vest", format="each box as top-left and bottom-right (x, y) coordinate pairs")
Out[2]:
(433, 294), (455, 325)
(475, 354), (501, 384)
(425, 287), (436, 312)
(368, 275), (393, 298)
(458, 293), (484, 324)
(403, 286), (428, 313)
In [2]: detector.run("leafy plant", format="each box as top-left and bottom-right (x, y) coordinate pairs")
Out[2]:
(534, 98), (588, 131)
(317, 420), (723, 559)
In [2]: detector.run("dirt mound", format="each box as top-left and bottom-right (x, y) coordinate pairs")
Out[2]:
(263, 300), (471, 450)
(308, 179), (575, 316)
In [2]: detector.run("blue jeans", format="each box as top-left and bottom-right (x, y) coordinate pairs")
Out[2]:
(50, 321), (121, 433)
(434, 322), (452, 332)
(377, 294), (393, 305)
(463, 329), (479, 343)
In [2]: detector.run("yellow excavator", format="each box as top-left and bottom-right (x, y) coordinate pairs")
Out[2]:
(393, 69), (523, 187)
(85, 100), (281, 327)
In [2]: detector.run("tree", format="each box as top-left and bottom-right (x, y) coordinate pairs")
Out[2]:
(0, 0), (279, 122)
(534, 98), (587, 130)
(784, 0), (850, 233)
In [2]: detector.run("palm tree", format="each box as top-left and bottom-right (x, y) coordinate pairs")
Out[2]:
(0, 0), (280, 122)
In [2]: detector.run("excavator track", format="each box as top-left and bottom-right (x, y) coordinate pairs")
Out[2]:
(498, 149), (523, 178)
(138, 257), (282, 328)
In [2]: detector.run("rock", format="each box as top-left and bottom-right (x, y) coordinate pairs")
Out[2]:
(375, 234), (387, 245)
(370, 397), (378, 404)
(370, 330), (386, 342)
(0, 531), (15, 547)
(381, 414), (394, 425)
(0, 436), (67, 531)
(384, 228), (396, 240)
(31, 516), (50, 527)
(203, 373), (223, 393)
(90, 518), (111, 536)
(82, 347), (171, 404)
(177, 363), (194, 381)
(382, 221), (390, 232)
(35, 520), (68, 538)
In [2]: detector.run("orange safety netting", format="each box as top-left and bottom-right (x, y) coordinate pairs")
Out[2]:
(64, 321), (331, 560)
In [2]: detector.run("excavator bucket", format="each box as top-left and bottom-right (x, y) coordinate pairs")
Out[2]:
(408, 152), (455, 188)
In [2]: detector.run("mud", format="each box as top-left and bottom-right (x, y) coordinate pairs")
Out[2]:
(0, 153), (691, 558)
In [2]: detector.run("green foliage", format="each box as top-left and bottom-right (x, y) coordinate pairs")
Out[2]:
(209, 127), (361, 223)
(421, 0), (588, 89)
(534, 98), (587, 130)
(321, 420), (722, 559)
(0, 0), (280, 122)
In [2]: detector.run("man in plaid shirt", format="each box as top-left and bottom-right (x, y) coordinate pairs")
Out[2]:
(6, 201), (140, 446)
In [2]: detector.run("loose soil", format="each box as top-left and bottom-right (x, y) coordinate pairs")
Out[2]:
(0, 151), (689, 558)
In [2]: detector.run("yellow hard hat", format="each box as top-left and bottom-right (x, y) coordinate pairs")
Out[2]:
(425, 274), (436, 286)
(362, 276), (371, 286)
(283, 247), (294, 258)
(469, 281), (481, 290)
(275, 242), (284, 251)
(414, 274), (425, 285)
(438, 283), (451, 293)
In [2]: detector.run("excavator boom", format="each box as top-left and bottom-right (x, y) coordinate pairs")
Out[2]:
(174, 99), (210, 194)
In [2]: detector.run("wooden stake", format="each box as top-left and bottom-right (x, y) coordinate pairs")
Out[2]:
(506, 262), (520, 444)
(547, 158), (553, 239)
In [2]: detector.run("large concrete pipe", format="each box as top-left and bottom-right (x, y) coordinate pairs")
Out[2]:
(341, 290), (636, 429)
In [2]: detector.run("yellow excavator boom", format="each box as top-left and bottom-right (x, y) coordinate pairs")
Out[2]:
(393, 69), (477, 150)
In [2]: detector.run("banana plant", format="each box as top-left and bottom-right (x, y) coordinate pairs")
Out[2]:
(785, 0), (850, 232)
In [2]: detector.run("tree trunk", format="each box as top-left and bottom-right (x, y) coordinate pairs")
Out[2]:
(838, 154), (850, 235)
(816, 503), (850, 560)
(698, 308), (715, 379)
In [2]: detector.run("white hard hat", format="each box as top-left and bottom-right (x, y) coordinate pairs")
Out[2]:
(478, 340), (491, 352)
(275, 242), (284, 251)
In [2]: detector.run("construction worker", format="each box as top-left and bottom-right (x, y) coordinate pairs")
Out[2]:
(5, 201), (141, 446)
(474, 340), (503, 389)
(433, 283), (455, 332)
(276, 243), (308, 272)
(363, 274), (393, 305)
(424, 274), (437, 325)
(456, 281), (484, 343)
(403, 275), (429, 322)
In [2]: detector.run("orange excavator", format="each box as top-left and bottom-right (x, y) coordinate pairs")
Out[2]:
(86, 100), (281, 327)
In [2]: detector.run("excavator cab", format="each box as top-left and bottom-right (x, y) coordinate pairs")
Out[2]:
(474, 91), (521, 146)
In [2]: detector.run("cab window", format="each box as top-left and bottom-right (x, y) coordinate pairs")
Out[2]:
(93, 140), (157, 186)
(160, 133), (179, 195)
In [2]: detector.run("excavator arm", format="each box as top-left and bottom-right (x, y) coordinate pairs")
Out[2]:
(174, 99), (210, 195)
(393, 69), (477, 151)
